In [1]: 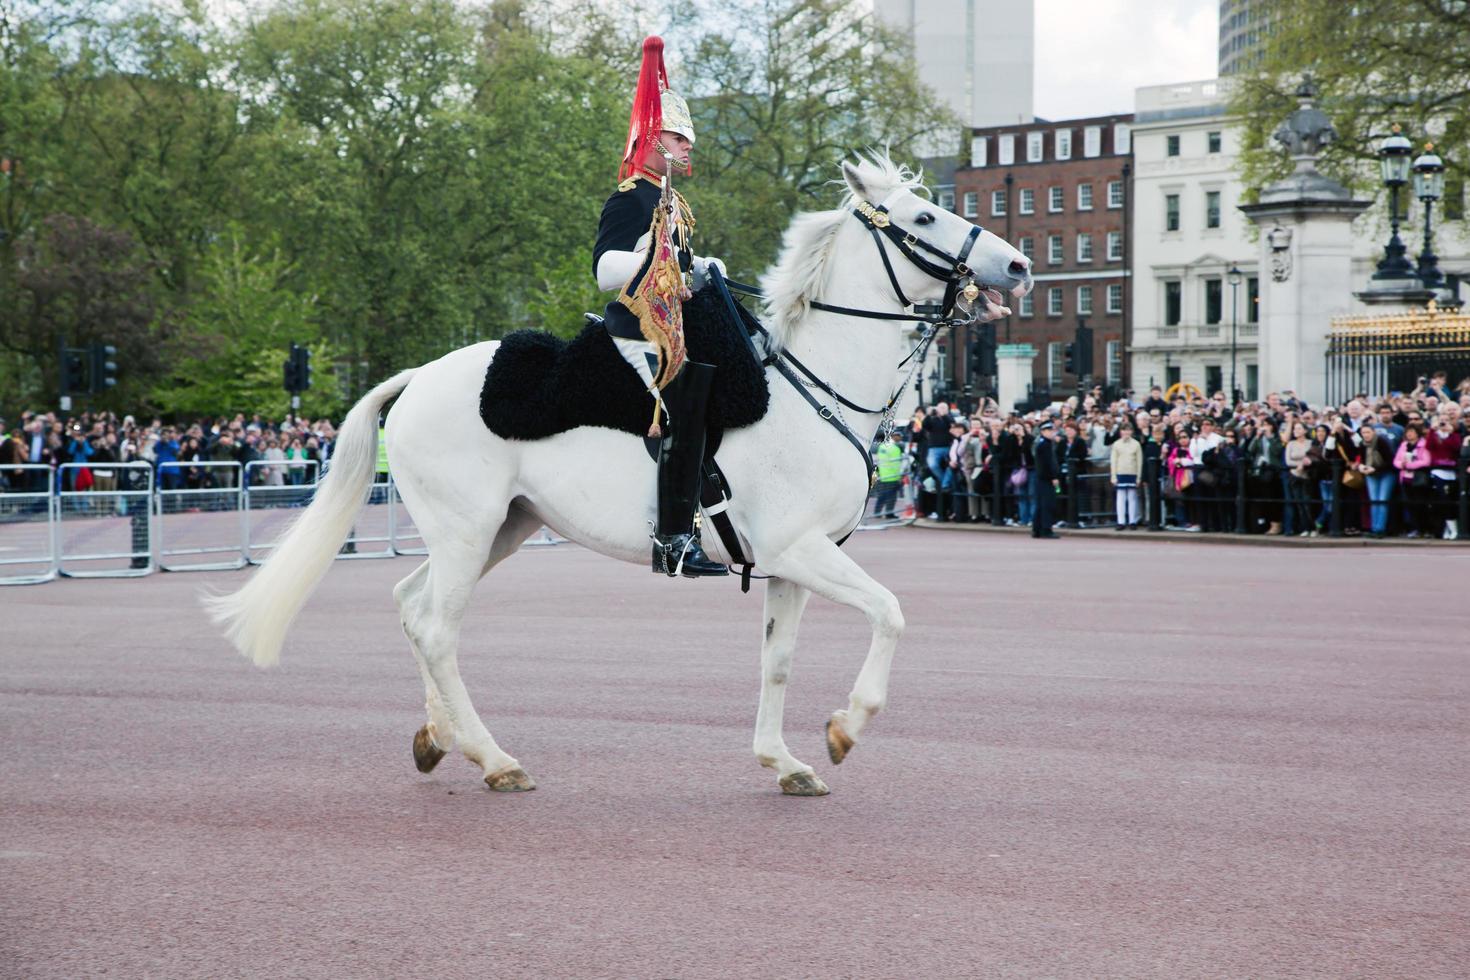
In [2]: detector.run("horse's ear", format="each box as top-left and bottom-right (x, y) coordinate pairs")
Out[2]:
(841, 160), (868, 201)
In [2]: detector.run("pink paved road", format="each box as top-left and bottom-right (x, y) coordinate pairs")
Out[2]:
(3, 530), (1467, 978)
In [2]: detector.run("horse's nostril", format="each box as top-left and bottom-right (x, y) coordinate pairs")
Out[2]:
(1008, 259), (1031, 279)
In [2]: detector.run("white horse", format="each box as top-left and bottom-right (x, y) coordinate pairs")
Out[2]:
(206, 154), (1032, 796)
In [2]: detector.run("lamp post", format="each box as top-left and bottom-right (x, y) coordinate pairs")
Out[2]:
(1227, 264), (1241, 404)
(1412, 143), (1446, 291)
(1371, 126), (1416, 281)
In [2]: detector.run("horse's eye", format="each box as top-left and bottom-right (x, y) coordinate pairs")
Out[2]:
(915, 212), (935, 225)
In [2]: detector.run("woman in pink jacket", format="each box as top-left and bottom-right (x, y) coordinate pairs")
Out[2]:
(1394, 423), (1432, 537)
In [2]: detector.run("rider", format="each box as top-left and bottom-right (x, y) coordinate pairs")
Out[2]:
(593, 36), (729, 578)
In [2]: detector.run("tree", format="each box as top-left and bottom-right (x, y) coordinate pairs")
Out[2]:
(675, 0), (960, 277)
(1230, 0), (1469, 219)
(0, 214), (168, 409)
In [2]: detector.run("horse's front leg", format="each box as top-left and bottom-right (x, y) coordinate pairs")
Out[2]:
(761, 532), (905, 769)
(753, 578), (825, 796)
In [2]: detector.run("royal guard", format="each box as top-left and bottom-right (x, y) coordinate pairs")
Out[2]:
(593, 36), (729, 578)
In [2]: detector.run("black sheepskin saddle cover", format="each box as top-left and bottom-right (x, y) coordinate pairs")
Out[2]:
(479, 286), (770, 441)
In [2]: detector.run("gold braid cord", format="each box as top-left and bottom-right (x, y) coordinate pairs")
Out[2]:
(619, 194), (689, 435)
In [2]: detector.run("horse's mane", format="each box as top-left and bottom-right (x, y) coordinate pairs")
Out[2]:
(759, 152), (926, 352)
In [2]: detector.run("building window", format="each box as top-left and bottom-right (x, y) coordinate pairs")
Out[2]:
(1164, 281), (1182, 326)
(1049, 186), (1064, 212)
(1048, 342), (1064, 387)
(938, 189), (956, 211)
(1207, 130), (1222, 154)
(1106, 231), (1124, 261)
(1084, 125), (1102, 157)
(998, 134), (1015, 165)
(971, 136), (988, 167)
(1019, 293), (1034, 317)
(1114, 123), (1131, 154)
(1247, 276), (1259, 323)
(1246, 363), (1259, 400)
(1048, 234), (1064, 264)
(1167, 134), (1181, 157)
(1077, 234), (1093, 262)
(1019, 188), (1035, 214)
(1055, 129), (1072, 160)
(963, 192), (978, 217)
(1106, 340), (1122, 384)
(1165, 193), (1180, 232)
(1166, 364), (1181, 388)
(991, 190), (1007, 216)
(1027, 131), (1044, 162)
(1206, 190), (1221, 229)
(1205, 278), (1223, 324)
(1108, 180), (1125, 209)
(1019, 235), (1035, 259)
(1077, 285), (1093, 316)
(1443, 176), (1465, 220)
(1048, 287), (1064, 316)
(1106, 283), (1123, 314)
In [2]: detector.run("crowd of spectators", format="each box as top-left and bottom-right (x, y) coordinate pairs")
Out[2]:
(0, 410), (338, 495)
(884, 369), (1470, 541)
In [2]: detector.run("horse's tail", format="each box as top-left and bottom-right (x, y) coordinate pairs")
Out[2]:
(203, 367), (418, 668)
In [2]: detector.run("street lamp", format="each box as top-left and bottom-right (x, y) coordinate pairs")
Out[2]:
(1412, 142), (1445, 290)
(1227, 264), (1242, 404)
(1372, 125), (1417, 281)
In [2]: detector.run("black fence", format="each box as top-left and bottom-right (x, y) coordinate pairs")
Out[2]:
(910, 446), (1470, 541)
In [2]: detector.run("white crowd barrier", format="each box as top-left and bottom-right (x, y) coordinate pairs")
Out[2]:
(55, 462), (155, 578)
(0, 465), (59, 585)
(156, 461), (248, 572)
(1, 461), (564, 585)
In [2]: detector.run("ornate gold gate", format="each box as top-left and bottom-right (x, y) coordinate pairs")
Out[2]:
(1326, 302), (1470, 402)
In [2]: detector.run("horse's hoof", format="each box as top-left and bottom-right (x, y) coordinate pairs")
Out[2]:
(779, 771), (830, 796)
(825, 717), (855, 766)
(413, 725), (446, 774)
(484, 766), (536, 793)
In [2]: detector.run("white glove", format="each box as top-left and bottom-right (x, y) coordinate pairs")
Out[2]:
(691, 255), (727, 291)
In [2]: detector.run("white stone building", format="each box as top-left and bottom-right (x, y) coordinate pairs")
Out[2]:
(1127, 77), (1469, 402)
(1128, 79), (1261, 400)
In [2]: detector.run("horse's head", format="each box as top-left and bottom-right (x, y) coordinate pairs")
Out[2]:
(838, 157), (1033, 322)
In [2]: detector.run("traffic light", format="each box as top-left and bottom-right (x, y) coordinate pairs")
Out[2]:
(61, 350), (86, 394)
(293, 344), (312, 392)
(1074, 324), (1095, 377)
(971, 323), (997, 377)
(1063, 342), (1077, 376)
(283, 347), (300, 392)
(89, 343), (117, 393)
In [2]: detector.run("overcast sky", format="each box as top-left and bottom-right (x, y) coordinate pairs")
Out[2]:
(1033, 0), (1219, 119)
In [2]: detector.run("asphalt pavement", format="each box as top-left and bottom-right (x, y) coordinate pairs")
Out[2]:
(3, 529), (1467, 978)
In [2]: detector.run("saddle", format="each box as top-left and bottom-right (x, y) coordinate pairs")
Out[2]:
(478, 285), (769, 442)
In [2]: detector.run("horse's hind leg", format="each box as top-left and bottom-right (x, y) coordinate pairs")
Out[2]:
(752, 578), (826, 796)
(396, 507), (542, 791)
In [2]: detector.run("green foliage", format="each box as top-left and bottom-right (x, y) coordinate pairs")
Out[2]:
(1, 0), (954, 416)
(1230, 0), (1470, 215)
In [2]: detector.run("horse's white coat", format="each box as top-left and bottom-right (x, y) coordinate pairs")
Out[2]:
(205, 154), (1031, 791)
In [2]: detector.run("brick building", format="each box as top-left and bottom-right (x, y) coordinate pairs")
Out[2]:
(948, 113), (1134, 405)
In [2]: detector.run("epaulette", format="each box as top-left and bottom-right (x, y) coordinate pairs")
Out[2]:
(617, 176), (638, 192)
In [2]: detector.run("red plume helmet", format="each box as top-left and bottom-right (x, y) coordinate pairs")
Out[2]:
(621, 36), (669, 180)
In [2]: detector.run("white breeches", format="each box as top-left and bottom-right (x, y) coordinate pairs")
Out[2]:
(613, 336), (659, 390)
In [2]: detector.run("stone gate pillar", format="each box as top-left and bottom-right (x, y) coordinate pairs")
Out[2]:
(996, 343), (1037, 411)
(1238, 78), (1368, 406)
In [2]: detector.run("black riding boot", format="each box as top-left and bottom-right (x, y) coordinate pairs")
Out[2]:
(652, 361), (729, 578)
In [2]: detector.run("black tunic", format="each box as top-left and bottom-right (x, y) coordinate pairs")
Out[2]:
(593, 175), (692, 341)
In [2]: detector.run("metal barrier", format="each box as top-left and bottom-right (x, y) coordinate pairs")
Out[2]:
(155, 461), (247, 572)
(388, 478), (426, 555)
(339, 473), (395, 560)
(56, 462), (154, 578)
(243, 460), (319, 565)
(0, 465), (59, 585)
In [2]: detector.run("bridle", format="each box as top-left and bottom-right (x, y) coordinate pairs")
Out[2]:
(809, 189), (985, 327)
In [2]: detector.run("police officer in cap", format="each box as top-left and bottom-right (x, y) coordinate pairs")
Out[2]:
(1032, 420), (1061, 539)
(593, 36), (729, 578)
